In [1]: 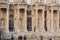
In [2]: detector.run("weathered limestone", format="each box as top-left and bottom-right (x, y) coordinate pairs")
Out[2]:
(0, 0), (60, 40)
(57, 11), (59, 30)
(43, 38), (48, 40)
(36, 9), (38, 32)
(47, 10), (51, 32)
(51, 10), (54, 32)
(42, 10), (45, 32)
(25, 9), (27, 32)
(6, 8), (9, 33)
(30, 0), (37, 5)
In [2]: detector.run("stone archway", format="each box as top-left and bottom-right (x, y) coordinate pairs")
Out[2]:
(18, 36), (22, 40)
(18, 35), (26, 40)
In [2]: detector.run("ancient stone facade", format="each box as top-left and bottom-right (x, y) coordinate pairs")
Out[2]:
(0, 0), (60, 40)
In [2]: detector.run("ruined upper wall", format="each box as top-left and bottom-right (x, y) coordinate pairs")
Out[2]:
(30, 0), (45, 5)
(30, 0), (37, 5)
(13, 0), (27, 3)
(30, 0), (51, 5)
(46, 0), (59, 4)
(0, 0), (8, 1)
(0, 0), (8, 3)
(46, 0), (52, 4)
(0, 0), (59, 4)
(30, 0), (59, 5)
(53, 0), (59, 4)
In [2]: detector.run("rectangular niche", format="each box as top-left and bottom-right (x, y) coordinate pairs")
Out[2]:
(0, 8), (7, 29)
(27, 17), (32, 31)
(38, 9), (43, 31)
(19, 9), (25, 31)
(53, 10), (58, 31)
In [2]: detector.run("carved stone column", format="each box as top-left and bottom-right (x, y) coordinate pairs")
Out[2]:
(42, 10), (45, 32)
(57, 10), (59, 30)
(36, 9), (38, 32)
(51, 10), (54, 32)
(47, 10), (51, 32)
(25, 9), (27, 32)
(6, 8), (9, 33)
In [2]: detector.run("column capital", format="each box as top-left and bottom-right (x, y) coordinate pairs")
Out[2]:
(7, 8), (9, 12)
